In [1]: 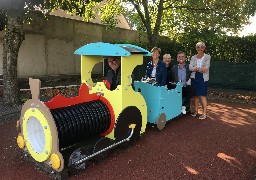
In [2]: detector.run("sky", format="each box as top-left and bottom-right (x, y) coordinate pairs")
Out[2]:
(239, 15), (256, 36)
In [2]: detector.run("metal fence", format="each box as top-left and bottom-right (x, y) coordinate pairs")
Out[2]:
(209, 61), (256, 90)
(131, 60), (256, 91)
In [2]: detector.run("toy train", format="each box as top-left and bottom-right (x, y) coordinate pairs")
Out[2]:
(16, 42), (183, 175)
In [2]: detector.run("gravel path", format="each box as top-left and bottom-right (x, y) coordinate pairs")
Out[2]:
(0, 99), (255, 179)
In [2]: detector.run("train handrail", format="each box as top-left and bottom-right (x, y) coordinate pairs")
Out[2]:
(73, 124), (136, 166)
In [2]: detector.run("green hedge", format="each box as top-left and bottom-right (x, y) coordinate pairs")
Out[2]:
(112, 36), (256, 90)
(204, 35), (256, 63)
(117, 35), (256, 63)
(185, 35), (256, 63)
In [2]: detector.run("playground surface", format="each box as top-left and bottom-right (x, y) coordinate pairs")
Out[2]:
(0, 98), (255, 179)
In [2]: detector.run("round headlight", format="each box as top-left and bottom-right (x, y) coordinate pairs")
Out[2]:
(23, 108), (52, 162)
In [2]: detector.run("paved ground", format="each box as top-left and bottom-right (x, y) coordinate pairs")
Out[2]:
(0, 97), (21, 125)
(0, 98), (255, 180)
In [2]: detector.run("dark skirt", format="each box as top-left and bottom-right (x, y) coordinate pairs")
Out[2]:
(191, 72), (208, 96)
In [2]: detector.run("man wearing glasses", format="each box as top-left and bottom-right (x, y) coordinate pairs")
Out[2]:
(171, 51), (195, 114)
(106, 56), (121, 91)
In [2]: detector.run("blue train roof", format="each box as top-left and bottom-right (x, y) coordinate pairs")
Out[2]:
(74, 42), (151, 56)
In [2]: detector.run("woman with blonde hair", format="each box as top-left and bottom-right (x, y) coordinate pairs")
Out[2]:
(189, 42), (211, 119)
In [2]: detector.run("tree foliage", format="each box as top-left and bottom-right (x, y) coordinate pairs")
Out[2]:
(0, 0), (107, 105)
(122, 0), (256, 47)
(99, 0), (124, 29)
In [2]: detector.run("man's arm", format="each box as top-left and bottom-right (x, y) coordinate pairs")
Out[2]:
(171, 65), (177, 83)
(161, 63), (167, 86)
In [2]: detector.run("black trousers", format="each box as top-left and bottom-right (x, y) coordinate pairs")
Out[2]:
(182, 85), (196, 108)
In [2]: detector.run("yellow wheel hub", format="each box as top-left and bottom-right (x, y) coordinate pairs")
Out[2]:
(50, 153), (61, 170)
(17, 135), (25, 149)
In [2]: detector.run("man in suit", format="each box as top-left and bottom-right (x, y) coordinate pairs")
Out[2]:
(171, 51), (195, 114)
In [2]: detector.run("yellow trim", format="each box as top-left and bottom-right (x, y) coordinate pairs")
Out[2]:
(81, 56), (102, 86)
(50, 153), (61, 170)
(89, 54), (148, 140)
(17, 135), (25, 149)
(23, 108), (52, 162)
(119, 55), (147, 134)
(129, 124), (136, 129)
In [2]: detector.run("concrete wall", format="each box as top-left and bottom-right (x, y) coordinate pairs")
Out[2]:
(0, 15), (147, 78)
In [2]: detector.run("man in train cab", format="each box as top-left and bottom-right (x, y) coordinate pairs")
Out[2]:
(171, 51), (195, 114)
(106, 56), (121, 90)
(88, 56), (121, 91)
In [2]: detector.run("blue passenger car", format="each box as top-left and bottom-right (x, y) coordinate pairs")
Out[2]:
(134, 81), (182, 130)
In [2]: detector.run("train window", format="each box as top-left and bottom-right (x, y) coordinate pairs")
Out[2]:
(91, 62), (104, 83)
(103, 56), (121, 91)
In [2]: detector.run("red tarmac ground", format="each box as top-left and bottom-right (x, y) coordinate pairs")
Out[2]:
(0, 99), (255, 180)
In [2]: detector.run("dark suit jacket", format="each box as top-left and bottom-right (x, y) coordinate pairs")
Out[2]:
(145, 60), (167, 86)
(107, 67), (121, 90)
(171, 64), (191, 83)
(166, 65), (172, 84)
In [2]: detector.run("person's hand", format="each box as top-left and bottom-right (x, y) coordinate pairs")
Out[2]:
(16, 120), (20, 130)
(186, 78), (191, 85)
(201, 67), (207, 73)
(88, 85), (92, 90)
(146, 77), (151, 82)
(196, 67), (206, 73)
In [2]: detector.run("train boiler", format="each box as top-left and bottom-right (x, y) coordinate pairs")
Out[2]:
(16, 42), (151, 174)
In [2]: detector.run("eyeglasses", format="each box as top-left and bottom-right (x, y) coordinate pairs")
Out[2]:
(108, 59), (118, 63)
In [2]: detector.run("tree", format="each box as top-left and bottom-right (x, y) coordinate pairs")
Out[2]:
(1, 0), (118, 105)
(1, 0), (26, 105)
(123, 0), (256, 48)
